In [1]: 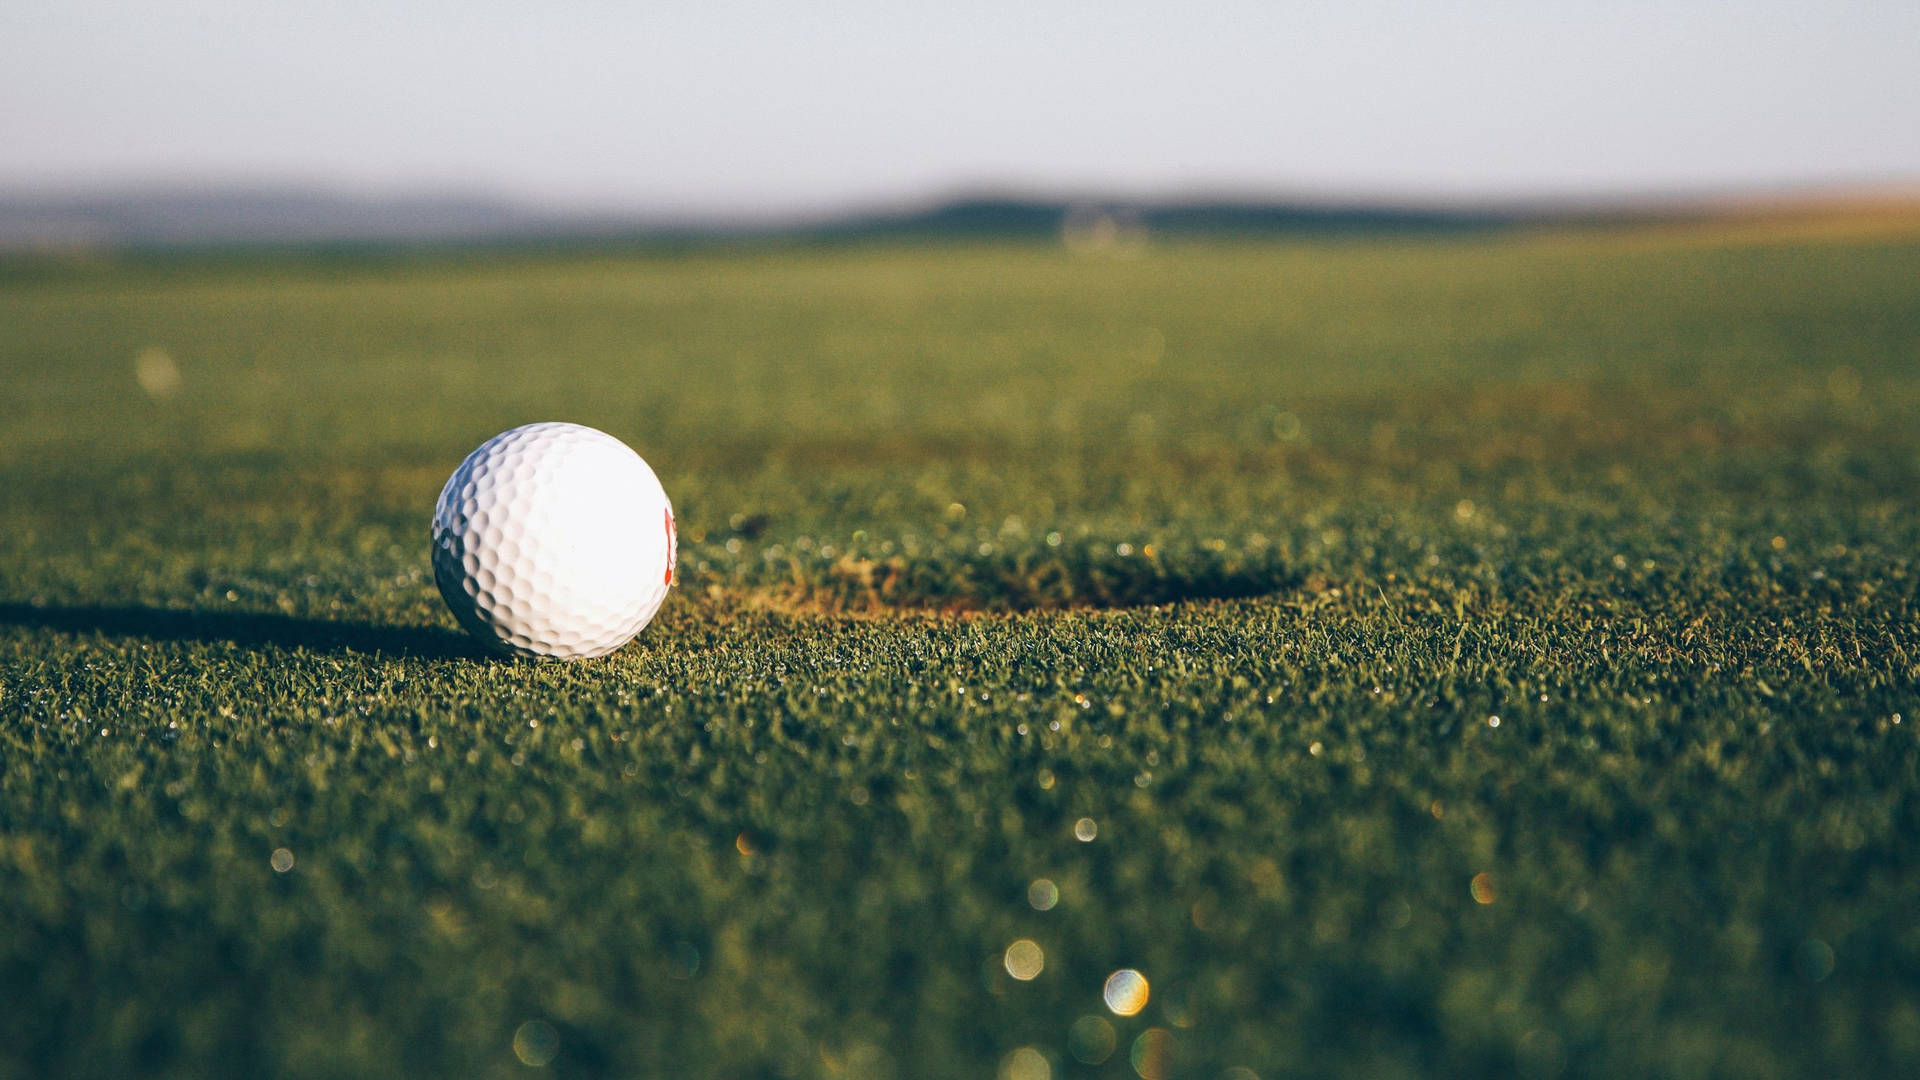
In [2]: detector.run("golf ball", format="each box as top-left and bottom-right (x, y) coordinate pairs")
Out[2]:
(431, 422), (676, 659)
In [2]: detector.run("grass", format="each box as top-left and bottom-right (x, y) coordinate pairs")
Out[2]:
(2, 227), (1918, 1079)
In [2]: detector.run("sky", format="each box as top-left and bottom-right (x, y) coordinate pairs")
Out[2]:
(3, 1), (1917, 216)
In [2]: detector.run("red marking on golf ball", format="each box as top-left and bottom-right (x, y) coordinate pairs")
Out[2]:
(664, 507), (677, 585)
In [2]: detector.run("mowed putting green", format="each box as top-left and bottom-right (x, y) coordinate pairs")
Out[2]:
(2, 228), (1918, 1079)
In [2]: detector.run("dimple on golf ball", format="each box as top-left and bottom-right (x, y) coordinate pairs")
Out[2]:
(431, 422), (676, 659)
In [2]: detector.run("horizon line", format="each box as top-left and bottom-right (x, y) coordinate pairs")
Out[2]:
(3, 173), (1919, 223)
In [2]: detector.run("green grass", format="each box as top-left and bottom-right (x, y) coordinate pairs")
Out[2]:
(2, 229), (1918, 1079)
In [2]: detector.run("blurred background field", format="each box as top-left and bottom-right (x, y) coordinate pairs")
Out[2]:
(7, 3), (1920, 1075)
(3, 223), (1919, 1077)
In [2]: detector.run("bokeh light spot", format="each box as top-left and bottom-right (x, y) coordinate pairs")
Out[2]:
(1004, 938), (1045, 981)
(1068, 1015), (1116, 1064)
(1471, 872), (1497, 905)
(1797, 938), (1836, 982)
(999, 1046), (1051, 1080)
(1104, 969), (1149, 1016)
(513, 1020), (559, 1067)
(1130, 1027), (1175, 1079)
(134, 346), (182, 398)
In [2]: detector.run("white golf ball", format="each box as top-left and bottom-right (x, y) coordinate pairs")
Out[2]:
(431, 422), (676, 659)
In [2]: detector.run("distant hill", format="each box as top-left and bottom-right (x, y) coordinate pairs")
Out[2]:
(0, 186), (1532, 252)
(805, 196), (1517, 242)
(0, 188), (560, 249)
(2, 184), (1913, 252)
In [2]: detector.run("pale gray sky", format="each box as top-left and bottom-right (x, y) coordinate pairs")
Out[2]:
(3, 1), (1917, 215)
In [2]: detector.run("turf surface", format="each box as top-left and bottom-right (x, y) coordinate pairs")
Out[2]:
(2, 229), (1918, 1079)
